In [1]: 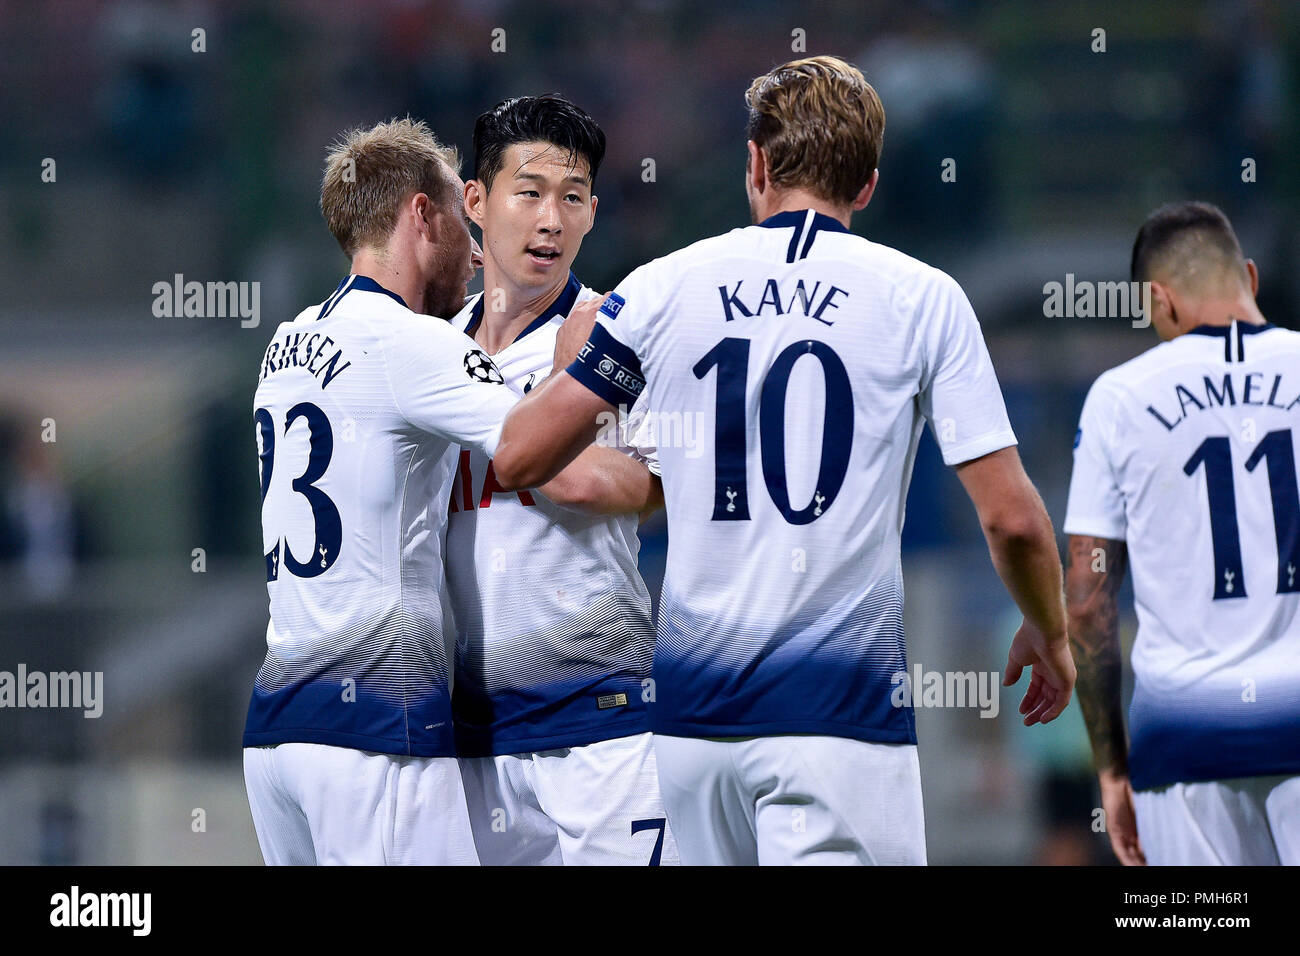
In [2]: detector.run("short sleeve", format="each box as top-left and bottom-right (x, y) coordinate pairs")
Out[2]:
(1063, 378), (1127, 540)
(381, 318), (519, 458)
(916, 272), (1018, 465)
(621, 390), (661, 476)
(566, 267), (653, 408)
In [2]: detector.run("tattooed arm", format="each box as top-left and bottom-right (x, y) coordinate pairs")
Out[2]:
(1066, 534), (1146, 865)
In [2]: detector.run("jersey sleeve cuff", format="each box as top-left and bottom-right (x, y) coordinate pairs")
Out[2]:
(565, 322), (646, 407)
(938, 429), (1018, 467)
(1062, 517), (1127, 540)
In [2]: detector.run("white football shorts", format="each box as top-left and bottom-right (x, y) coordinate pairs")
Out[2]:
(243, 742), (479, 865)
(654, 734), (927, 865)
(1133, 774), (1300, 865)
(459, 731), (679, 865)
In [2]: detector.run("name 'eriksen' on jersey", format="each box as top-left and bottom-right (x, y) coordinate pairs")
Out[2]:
(1146, 370), (1300, 431)
(718, 278), (850, 325)
(258, 330), (352, 388)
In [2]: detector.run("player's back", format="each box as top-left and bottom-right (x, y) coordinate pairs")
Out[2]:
(589, 210), (1016, 742)
(1066, 320), (1300, 788)
(245, 276), (515, 758)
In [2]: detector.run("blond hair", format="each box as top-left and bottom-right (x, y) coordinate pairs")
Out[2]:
(320, 117), (461, 258)
(745, 55), (885, 205)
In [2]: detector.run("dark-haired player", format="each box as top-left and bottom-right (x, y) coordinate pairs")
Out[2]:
(1066, 201), (1300, 865)
(444, 95), (677, 865)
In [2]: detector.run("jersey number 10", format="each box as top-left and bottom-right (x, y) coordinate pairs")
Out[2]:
(694, 337), (853, 524)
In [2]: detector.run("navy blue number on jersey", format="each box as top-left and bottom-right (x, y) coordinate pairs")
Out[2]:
(631, 817), (667, 866)
(1185, 428), (1300, 598)
(693, 338), (853, 524)
(256, 402), (343, 581)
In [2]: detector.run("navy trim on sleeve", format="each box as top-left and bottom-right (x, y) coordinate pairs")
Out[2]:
(565, 322), (645, 406)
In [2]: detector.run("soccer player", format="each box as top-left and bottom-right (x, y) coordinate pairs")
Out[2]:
(491, 56), (1075, 865)
(242, 118), (523, 865)
(1065, 201), (1300, 865)
(445, 95), (677, 865)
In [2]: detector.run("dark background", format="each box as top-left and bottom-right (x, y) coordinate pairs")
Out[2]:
(0, 0), (1295, 863)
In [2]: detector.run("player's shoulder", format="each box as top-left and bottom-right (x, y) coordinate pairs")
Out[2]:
(262, 304), (319, 342)
(1255, 322), (1300, 351)
(1084, 337), (1194, 410)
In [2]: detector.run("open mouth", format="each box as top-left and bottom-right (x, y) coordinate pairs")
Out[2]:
(526, 247), (561, 265)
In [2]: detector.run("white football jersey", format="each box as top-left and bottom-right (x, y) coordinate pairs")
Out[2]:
(1065, 320), (1300, 789)
(567, 210), (1017, 742)
(243, 275), (518, 758)
(445, 273), (655, 756)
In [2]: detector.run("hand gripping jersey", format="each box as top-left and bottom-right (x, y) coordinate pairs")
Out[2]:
(445, 272), (656, 756)
(243, 275), (518, 757)
(566, 210), (1017, 743)
(1066, 320), (1300, 790)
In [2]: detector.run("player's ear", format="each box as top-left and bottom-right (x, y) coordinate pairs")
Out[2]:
(747, 140), (766, 194)
(464, 180), (488, 228)
(1148, 281), (1177, 331)
(1245, 258), (1259, 297)
(584, 193), (598, 235)
(411, 192), (439, 244)
(852, 169), (879, 211)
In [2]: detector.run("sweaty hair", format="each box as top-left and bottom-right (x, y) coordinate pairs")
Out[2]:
(320, 117), (460, 258)
(1130, 201), (1248, 293)
(745, 55), (885, 205)
(472, 94), (606, 191)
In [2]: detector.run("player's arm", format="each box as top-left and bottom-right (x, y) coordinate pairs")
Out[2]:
(954, 446), (1075, 725)
(494, 293), (627, 491)
(1065, 534), (1128, 774)
(536, 444), (663, 515)
(1066, 533), (1145, 865)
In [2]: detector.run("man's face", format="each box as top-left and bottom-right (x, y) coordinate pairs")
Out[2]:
(422, 169), (482, 318)
(467, 141), (596, 294)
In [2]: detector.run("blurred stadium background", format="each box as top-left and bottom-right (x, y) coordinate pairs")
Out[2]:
(1, 0), (1296, 864)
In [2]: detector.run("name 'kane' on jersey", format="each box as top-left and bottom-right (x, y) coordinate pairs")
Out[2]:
(244, 275), (517, 758)
(1065, 320), (1300, 790)
(445, 272), (655, 756)
(567, 210), (1018, 743)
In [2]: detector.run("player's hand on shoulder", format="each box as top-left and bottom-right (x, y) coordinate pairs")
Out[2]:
(1003, 617), (1075, 726)
(554, 293), (607, 372)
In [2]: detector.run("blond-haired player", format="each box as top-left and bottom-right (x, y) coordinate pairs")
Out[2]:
(243, 118), (555, 864)
(491, 56), (1074, 864)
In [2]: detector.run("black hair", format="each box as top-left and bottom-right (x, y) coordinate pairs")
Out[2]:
(1130, 201), (1243, 284)
(472, 94), (606, 191)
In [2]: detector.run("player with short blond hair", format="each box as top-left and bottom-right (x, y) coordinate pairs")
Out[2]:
(490, 56), (1074, 865)
(244, 116), (586, 865)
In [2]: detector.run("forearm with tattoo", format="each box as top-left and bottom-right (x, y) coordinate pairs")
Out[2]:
(1066, 535), (1130, 775)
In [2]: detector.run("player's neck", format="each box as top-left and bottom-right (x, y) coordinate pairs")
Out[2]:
(348, 249), (427, 314)
(475, 262), (569, 354)
(1178, 298), (1267, 334)
(756, 189), (854, 230)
